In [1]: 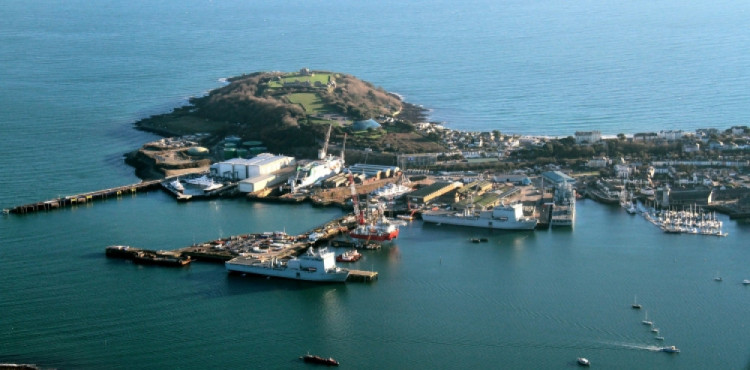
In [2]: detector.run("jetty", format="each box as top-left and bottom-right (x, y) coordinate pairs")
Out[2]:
(346, 269), (378, 282)
(5, 180), (163, 214)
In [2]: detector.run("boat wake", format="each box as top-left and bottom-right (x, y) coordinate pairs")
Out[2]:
(600, 340), (663, 352)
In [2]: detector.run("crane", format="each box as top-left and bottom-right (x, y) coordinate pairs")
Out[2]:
(318, 124), (332, 160)
(348, 170), (365, 225)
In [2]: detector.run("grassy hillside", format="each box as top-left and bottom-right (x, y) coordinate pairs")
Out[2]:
(134, 70), (441, 159)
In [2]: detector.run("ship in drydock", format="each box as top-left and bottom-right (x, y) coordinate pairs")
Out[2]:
(421, 202), (537, 230)
(550, 183), (576, 227)
(346, 172), (400, 242)
(286, 124), (343, 193)
(225, 247), (349, 282)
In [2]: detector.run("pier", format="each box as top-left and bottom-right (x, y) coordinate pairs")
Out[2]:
(346, 269), (379, 282)
(5, 180), (163, 214)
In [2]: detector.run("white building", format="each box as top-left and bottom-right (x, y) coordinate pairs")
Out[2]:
(683, 143), (701, 153)
(614, 164), (633, 178)
(575, 131), (602, 144)
(586, 156), (610, 168)
(658, 130), (685, 141)
(238, 174), (285, 193)
(211, 153), (295, 180)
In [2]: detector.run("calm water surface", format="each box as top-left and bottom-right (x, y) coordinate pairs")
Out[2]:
(2, 0), (750, 368)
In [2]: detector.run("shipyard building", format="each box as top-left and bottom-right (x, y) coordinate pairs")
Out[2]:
(210, 154), (295, 180)
(210, 154), (296, 194)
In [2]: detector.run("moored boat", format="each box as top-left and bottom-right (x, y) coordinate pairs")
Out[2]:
(349, 218), (399, 241)
(421, 202), (537, 230)
(631, 295), (642, 309)
(225, 247), (349, 283)
(336, 249), (362, 262)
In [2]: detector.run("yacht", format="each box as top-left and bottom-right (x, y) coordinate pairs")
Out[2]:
(642, 311), (653, 326)
(631, 295), (642, 309)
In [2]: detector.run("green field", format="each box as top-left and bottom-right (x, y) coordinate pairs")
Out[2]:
(268, 72), (333, 88)
(287, 93), (326, 114)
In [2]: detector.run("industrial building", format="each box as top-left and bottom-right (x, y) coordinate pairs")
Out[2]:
(347, 164), (400, 180)
(407, 182), (461, 205)
(210, 153), (295, 180)
(238, 174), (285, 193)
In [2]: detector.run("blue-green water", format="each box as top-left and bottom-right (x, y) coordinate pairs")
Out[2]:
(2, 0), (750, 368)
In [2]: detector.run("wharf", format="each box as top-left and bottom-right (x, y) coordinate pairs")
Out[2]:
(5, 180), (163, 214)
(172, 214), (357, 263)
(346, 269), (378, 282)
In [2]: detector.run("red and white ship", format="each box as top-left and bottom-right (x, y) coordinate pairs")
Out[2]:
(346, 171), (400, 242)
(349, 216), (400, 241)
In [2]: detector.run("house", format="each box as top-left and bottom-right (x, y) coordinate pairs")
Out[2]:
(586, 156), (610, 168)
(683, 143), (701, 153)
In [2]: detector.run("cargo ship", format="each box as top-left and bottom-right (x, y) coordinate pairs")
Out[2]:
(225, 247), (349, 282)
(421, 202), (537, 230)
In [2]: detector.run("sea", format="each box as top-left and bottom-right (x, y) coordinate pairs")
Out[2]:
(1, 0), (749, 368)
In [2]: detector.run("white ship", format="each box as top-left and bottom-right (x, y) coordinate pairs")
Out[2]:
(288, 157), (343, 192)
(550, 183), (576, 227)
(185, 175), (223, 192)
(370, 183), (412, 199)
(287, 124), (343, 193)
(225, 247), (349, 282)
(169, 179), (184, 192)
(421, 202), (537, 230)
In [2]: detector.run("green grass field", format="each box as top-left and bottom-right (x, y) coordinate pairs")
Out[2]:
(268, 73), (333, 88)
(287, 93), (326, 114)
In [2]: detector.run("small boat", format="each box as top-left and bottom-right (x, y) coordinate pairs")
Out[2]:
(631, 295), (642, 309)
(660, 346), (680, 353)
(300, 354), (339, 366)
(655, 336), (665, 341)
(642, 311), (653, 326)
(470, 238), (481, 243)
(336, 249), (362, 263)
(397, 214), (414, 221)
(577, 357), (590, 366)
(651, 326), (659, 334)
(714, 271), (722, 282)
(170, 179), (184, 192)
(743, 279), (750, 285)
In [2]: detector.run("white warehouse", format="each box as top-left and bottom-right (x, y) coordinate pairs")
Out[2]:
(238, 174), (284, 193)
(210, 153), (295, 180)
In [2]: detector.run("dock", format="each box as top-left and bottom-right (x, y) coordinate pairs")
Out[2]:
(5, 180), (163, 214)
(346, 269), (379, 282)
